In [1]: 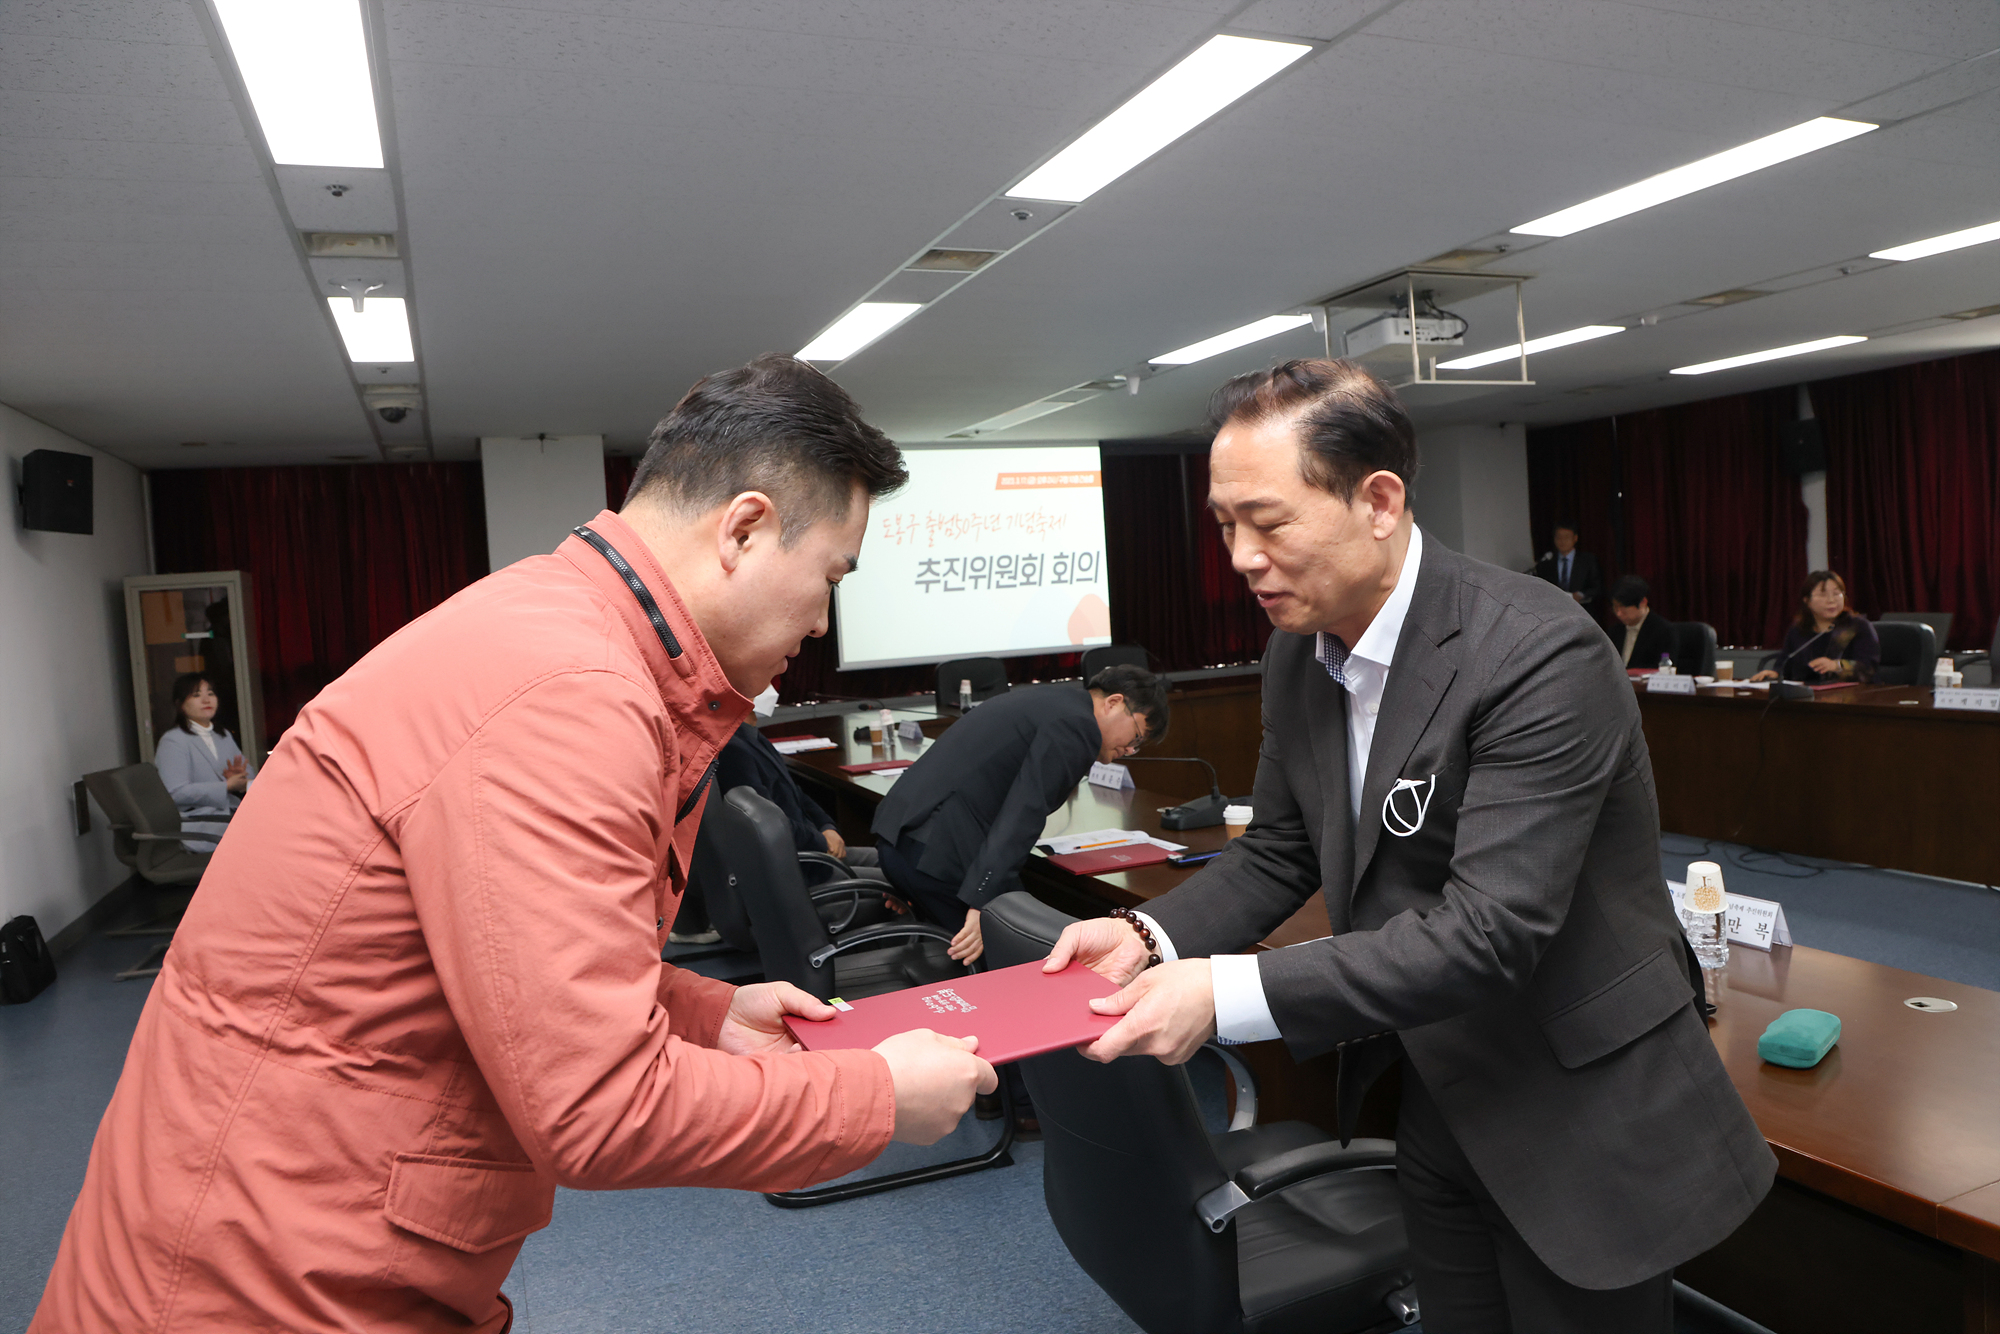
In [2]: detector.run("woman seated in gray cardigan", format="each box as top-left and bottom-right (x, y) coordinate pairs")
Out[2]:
(153, 672), (256, 852)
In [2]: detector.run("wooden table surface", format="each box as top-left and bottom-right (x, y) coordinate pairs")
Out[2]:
(1711, 943), (2000, 1263)
(1633, 680), (2000, 883)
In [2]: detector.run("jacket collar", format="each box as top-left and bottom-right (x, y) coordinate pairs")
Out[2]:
(557, 509), (749, 751)
(1348, 529), (1462, 896)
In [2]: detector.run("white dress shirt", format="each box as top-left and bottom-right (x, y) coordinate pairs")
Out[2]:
(1138, 527), (1425, 1043)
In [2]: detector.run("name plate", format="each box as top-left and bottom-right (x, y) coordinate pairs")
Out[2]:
(1087, 761), (1135, 790)
(1646, 674), (1696, 694)
(1667, 881), (1792, 951)
(1934, 686), (2000, 713)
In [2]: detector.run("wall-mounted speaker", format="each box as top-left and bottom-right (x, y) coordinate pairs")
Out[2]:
(1779, 420), (1827, 475)
(19, 449), (93, 534)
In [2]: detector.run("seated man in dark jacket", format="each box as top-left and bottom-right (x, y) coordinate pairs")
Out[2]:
(871, 665), (1169, 964)
(717, 722), (883, 873)
(1606, 575), (1675, 670)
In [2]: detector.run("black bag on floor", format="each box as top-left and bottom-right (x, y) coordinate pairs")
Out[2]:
(0, 915), (58, 1004)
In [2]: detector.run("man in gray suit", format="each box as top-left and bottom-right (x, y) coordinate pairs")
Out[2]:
(1046, 359), (1773, 1332)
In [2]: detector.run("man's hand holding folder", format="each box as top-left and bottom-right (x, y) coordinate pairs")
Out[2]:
(1045, 919), (1220, 1066)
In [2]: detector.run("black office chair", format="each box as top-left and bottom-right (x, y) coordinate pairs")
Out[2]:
(82, 764), (225, 980)
(1880, 611), (1953, 656)
(687, 803), (901, 956)
(1081, 644), (1149, 679)
(704, 786), (1015, 1205)
(1667, 620), (1718, 678)
(935, 656), (1009, 712)
(1871, 619), (1938, 687)
(981, 892), (1418, 1334)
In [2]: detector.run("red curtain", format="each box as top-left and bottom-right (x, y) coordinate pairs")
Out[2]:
(1811, 348), (2000, 650)
(150, 463), (488, 742)
(605, 454), (637, 511)
(1529, 389), (1806, 647)
(1619, 387), (1805, 648)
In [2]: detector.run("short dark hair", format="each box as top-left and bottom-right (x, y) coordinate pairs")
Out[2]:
(625, 354), (907, 545)
(1610, 575), (1650, 606)
(1553, 520), (1580, 536)
(1088, 664), (1169, 742)
(1206, 358), (1419, 500)
(169, 671), (228, 737)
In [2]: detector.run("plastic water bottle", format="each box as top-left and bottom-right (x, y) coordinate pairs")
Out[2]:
(958, 678), (974, 711)
(1658, 651), (1675, 675)
(1685, 860), (1729, 1007)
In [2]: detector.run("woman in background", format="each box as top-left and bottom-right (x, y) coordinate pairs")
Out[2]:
(154, 672), (255, 851)
(1750, 570), (1880, 684)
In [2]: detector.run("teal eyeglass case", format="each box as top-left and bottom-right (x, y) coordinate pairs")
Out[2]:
(1757, 1008), (1841, 1068)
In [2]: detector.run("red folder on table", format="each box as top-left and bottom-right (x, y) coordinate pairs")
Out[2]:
(837, 759), (914, 774)
(782, 961), (1121, 1065)
(1046, 843), (1173, 875)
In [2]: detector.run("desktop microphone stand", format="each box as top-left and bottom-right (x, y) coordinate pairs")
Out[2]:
(1129, 755), (1230, 830)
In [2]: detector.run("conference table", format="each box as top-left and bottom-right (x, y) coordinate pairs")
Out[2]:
(767, 691), (2000, 1334)
(1634, 679), (2000, 884)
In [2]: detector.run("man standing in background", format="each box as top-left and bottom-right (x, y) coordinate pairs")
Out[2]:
(1534, 520), (1603, 613)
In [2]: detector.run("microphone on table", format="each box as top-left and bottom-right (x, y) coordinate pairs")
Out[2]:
(1769, 629), (1834, 701)
(1126, 755), (1229, 831)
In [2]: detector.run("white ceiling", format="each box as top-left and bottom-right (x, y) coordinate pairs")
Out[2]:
(2, 0), (1998, 469)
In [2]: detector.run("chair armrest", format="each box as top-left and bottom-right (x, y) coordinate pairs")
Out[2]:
(808, 922), (957, 969)
(131, 832), (195, 843)
(807, 879), (896, 933)
(1195, 1138), (1398, 1233)
(797, 851), (849, 876)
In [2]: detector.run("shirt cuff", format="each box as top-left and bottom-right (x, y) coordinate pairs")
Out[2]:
(1209, 954), (1282, 1045)
(1132, 911), (1178, 963)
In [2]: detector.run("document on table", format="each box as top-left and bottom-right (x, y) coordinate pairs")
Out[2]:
(1040, 827), (1187, 855)
(770, 736), (838, 754)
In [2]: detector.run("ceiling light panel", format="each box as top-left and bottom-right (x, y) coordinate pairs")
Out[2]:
(1870, 219), (2000, 262)
(798, 303), (924, 362)
(1511, 117), (1875, 238)
(213, 0), (384, 169)
(328, 296), (415, 362)
(1007, 35), (1312, 204)
(1436, 325), (1624, 371)
(1670, 335), (1864, 376)
(1150, 313), (1313, 366)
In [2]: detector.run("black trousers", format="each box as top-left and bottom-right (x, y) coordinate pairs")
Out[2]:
(874, 838), (971, 932)
(1396, 1067), (1673, 1334)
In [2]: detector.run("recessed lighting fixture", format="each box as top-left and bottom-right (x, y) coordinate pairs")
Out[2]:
(1511, 117), (1876, 238)
(1007, 35), (1312, 203)
(1150, 313), (1313, 366)
(1869, 219), (2000, 262)
(213, 0), (384, 169)
(1436, 324), (1625, 371)
(1670, 334), (1865, 376)
(327, 296), (415, 362)
(797, 302), (924, 362)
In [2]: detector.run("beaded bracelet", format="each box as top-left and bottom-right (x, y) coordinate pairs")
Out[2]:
(1108, 906), (1163, 970)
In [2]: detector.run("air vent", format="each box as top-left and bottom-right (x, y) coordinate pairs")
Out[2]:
(908, 248), (1000, 272)
(1943, 303), (2000, 321)
(305, 232), (399, 258)
(1687, 288), (1768, 307)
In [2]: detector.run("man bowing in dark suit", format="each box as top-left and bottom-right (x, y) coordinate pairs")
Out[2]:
(1045, 359), (1772, 1333)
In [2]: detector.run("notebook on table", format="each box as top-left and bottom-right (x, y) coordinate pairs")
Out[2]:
(1046, 843), (1173, 875)
(782, 961), (1122, 1065)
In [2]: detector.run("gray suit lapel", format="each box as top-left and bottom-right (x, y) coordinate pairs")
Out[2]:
(1300, 653), (1356, 934)
(1351, 536), (1462, 895)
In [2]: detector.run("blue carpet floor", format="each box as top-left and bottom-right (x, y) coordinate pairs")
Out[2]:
(9, 835), (1990, 1332)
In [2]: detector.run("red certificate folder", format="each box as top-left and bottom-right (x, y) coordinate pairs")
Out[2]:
(782, 961), (1122, 1065)
(1046, 843), (1173, 875)
(837, 759), (914, 774)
